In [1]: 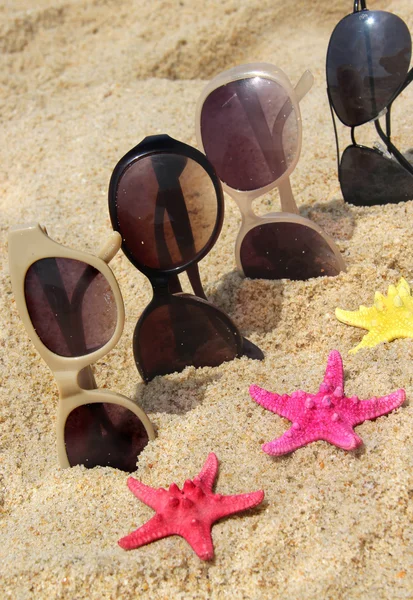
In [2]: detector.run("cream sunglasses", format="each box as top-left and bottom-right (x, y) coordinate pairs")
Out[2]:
(8, 223), (155, 472)
(196, 63), (346, 280)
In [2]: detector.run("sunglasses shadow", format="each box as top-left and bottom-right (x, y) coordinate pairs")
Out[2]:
(299, 196), (356, 242)
(132, 372), (224, 415)
(203, 198), (356, 337)
(207, 269), (285, 337)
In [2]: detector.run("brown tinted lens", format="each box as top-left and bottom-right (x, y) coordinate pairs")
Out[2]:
(64, 402), (149, 471)
(200, 77), (299, 190)
(134, 297), (241, 381)
(240, 222), (342, 280)
(24, 258), (117, 357)
(340, 145), (413, 205)
(115, 153), (218, 270)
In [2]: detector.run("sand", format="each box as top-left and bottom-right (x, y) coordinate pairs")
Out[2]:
(1, 0), (413, 597)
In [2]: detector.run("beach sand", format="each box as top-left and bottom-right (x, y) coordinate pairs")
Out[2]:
(1, 0), (413, 597)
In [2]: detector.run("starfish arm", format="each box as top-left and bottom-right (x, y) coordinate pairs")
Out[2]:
(320, 350), (344, 393)
(321, 420), (363, 450)
(335, 307), (374, 330)
(196, 452), (218, 491)
(249, 385), (294, 420)
(177, 520), (215, 561)
(397, 278), (413, 308)
(127, 477), (167, 511)
(262, 426), (323, 455)
(348, 330), (385, 354)
(343, 390), (405, 426)
(348, 323), (413, 353)
(209, 490), (265, 522)
(118, 514), (174, 550)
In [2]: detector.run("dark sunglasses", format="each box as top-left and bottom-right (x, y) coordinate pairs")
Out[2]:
(108, 135), (263, 382)
(326, 0), (413, 206)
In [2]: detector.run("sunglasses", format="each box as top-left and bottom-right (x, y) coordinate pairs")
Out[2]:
(326, 0), (413, 206)
(108, 135), (263, 383)
(196, 63), (346, 281)
(8, 223), (155, 472)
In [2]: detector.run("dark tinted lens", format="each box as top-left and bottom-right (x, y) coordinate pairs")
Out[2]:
(115, 154), (218, 270)
(65, 402), (149, 471)
(134, 297), (241, 381)
(240, 222), (342, 280)
(340, 145), (413, 206)
(327, 11), (411, 126)
(200, 76), (299, 190)
(25, 258), (117, 357)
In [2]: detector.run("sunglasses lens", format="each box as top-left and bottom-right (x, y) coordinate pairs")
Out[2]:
(24, 258), (117, 357)
(240, 222), (342, 280)
(64, 402), (149, 471)
(327, 11), (411, 126)
(340, 145), (413, 206)
(200, 76), (299, 191)
(115, 154), (218, 270)
(134, 297), (241, 381)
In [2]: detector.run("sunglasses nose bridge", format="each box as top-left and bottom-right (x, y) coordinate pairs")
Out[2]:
(54, 365), (97, 399)
(54, 371), (81, 400)
(231, 189), (256, 223)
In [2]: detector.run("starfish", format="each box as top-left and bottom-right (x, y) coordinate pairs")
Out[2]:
(249, 350), (405, 455)
(335, 277), (413, 353)
(118, 452), (264, 560)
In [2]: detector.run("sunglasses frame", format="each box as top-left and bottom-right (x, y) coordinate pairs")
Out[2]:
(108, 135), (225, 278)
(8, 223), (155, 469)
(196, 63), (346, 278)
(326, 1), (413, 204)
(108, 135), (246, 382)
(133, 290), (244, 382)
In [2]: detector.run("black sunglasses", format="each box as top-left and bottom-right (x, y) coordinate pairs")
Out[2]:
(326, 0), (413, 206)
(108, 135), (263, 382)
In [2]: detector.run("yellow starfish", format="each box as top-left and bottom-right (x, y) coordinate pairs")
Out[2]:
(335, 278), (413, 354)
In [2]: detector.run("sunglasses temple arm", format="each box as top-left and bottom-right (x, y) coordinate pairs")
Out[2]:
(238, 86), (282, 175)
(273, 70), (313, 142)
(168, 274), (183, 294)
(238, 71), (313, 194)
(386, 66), (413, 137)
(385, 106), (391, 139)
(328, 89), (341, 178)
(186, 263), (207, 300)
(354, 0), (367, 12)
(269, 70), (314, 216)
(39, 233), (121, 395)
(278, 177), (299, 215)
(74, 232), (123, 392)
(294, 70), (314, 103)
(165, 183), (197, 261)
(399, 66), (413, 95)
(71, 231), (122, 345)
(152, 157), (197, 268)
(33, 260), (88, 356)
(97, 231), (122, 263)
(374, 118), (413, 175)
(154, 194), (176, 267)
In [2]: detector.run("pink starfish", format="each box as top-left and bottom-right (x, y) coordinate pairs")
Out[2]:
(249, 350), (405, 455)
(118, 452), (264, 560)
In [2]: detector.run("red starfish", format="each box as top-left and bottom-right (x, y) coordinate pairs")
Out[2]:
(118, 453), (264, 560)
(250, 350), (405, 455)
